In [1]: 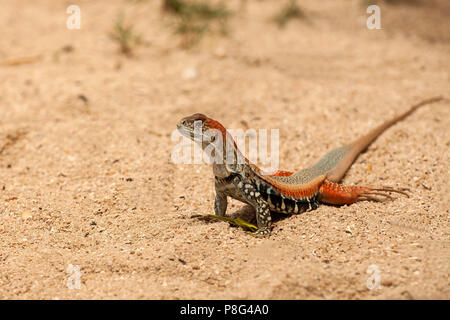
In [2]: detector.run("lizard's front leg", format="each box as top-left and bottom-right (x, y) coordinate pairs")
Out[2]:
(214, 192), (228, 216)
(232, 177), (272, 235)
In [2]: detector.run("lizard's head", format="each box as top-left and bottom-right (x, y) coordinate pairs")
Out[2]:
(177, 113), (227, 146)
(177, 113), (248, 172)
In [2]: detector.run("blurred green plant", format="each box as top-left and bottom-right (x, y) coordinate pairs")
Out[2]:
(163, 0), (231, 47)
(273, 0), (306, 28)
(193, 214), (259, 232)
(110, 14), (142, 56)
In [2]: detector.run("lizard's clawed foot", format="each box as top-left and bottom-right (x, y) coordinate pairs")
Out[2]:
(319, 180), (410, 205)
(357, 186), (409, 202)
(252, 227), (271, 237)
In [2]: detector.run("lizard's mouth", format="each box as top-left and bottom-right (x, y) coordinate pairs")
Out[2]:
(177, 124), (203, 143)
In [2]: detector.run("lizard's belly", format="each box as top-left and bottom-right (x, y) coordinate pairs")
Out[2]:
(216, 181), (252, 205)
(265, 195), (314, 214)
(255, 180), (320, 214)
(223, 188), (251, 205)
(219, 182), (318, 214)
(215, 177), (319, 214)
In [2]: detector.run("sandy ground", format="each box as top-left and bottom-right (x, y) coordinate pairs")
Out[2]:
(0, 0), (449, 299)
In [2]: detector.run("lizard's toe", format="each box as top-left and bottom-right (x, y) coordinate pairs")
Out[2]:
(253, 228), (271, 237)
(358, 186), (409, 202)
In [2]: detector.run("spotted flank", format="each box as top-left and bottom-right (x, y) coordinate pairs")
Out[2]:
(254, 179), (319, 214)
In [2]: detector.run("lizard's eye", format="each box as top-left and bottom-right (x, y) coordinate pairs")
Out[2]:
(210, 135), (216, 142)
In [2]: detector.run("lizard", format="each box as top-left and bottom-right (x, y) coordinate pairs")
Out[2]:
(177, 96), (443, 235)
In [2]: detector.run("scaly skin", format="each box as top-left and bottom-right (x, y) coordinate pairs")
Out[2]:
(177, 96), (443, 235)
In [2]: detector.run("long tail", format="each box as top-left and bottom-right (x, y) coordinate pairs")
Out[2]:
(326, 96), (443, 182)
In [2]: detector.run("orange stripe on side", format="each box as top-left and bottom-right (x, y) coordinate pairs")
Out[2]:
(263, 175), (326, 200)
(271, 170), (294, 177)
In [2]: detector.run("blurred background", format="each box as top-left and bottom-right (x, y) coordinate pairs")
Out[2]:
(0, 0), (448, 299)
